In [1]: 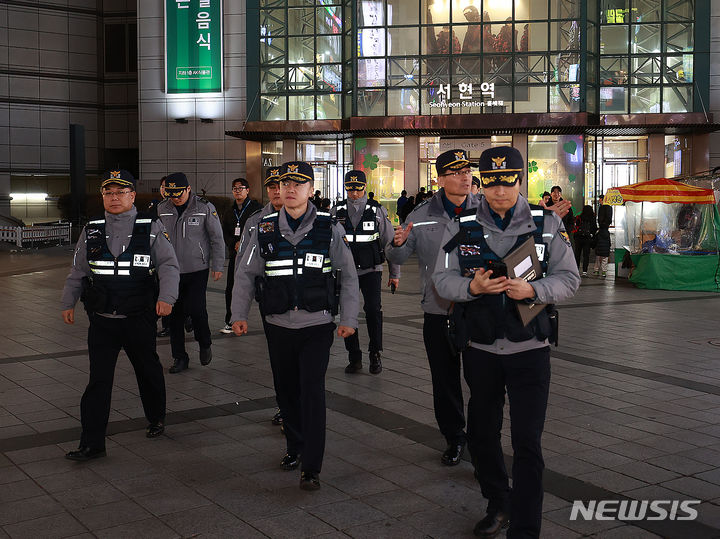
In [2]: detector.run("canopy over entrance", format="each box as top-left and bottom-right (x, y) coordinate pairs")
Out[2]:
(606, 178), (716, 205)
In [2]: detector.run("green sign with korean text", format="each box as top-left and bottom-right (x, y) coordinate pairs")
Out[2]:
(165, 0), (223, 94)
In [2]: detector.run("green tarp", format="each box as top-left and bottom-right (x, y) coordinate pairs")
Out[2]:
(628, 252), (720, 292)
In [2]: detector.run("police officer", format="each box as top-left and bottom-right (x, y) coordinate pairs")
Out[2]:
(220, 177), (262, 333)
(231, 161), (360, 490)
(471, 175), (481, 196)
(386, 149), (480, 467)
(331, 170), (399, 374)
(60, 170), (179, 461)
(433, 147), (580, 538)
(156, 172), (225, 373)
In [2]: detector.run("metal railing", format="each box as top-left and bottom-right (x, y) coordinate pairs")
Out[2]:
(0, 224), (72, 248)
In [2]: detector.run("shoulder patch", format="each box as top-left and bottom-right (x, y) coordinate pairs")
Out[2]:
(342, 235), (350, 248)
(162, 231), (170, 241)
(559, 231), (571, 246)
(211, 210), (218, 218)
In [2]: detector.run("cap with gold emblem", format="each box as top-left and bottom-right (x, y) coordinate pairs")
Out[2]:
(477, 146), (524, 188)
(264, 167), (281, 186)
(344, 170), (366, 191)
(164, 172), (190, 198)
(101, 169), (136, 190)
(280, 161), (314, 183)
(435, 149), (475, 175)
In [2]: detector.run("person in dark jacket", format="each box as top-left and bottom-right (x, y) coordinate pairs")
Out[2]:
(220, 177), (262, 333)
(398, 195), (415, 224)
(573, 205), (597, 276)
(594, 195), (613, 278)
(597, 194), (613, 228)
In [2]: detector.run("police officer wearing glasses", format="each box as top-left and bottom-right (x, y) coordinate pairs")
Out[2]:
(60, 170), (179, 461)
(231, 161), (360, 491)
(156, 172), (225, 373)
(433, 147), (580, 538)
(386, 149), (480, 467)
(331, 170), (399, 375)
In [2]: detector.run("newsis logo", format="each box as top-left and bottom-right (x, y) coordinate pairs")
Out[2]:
(570, 500), (700, 521)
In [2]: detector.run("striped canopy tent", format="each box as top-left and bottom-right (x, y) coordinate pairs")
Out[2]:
(605, 178), (716, 205)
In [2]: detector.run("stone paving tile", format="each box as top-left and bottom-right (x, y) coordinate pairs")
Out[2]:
(343, 518), (430, 539)
(94, 517), (181, 539)
(250, 509), (337, 538)
(2, 512), (88, 539)
(160, 504), (250, 537)
(662, 476), (720, 500)
(308, 499), (389, 531)
(359, 488), (439, 518)
(0, 495), (65, 527)
(68, 499), (153, 531)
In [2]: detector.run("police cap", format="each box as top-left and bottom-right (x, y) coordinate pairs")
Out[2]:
(101, 169), (136, 190)
(435, 149), (475, 176)
(344, 170), (366, 191)
(264, 167), (281, 186)
(164, 172), (190, 197)
(280, 161), (314, 183)
(477, 146), (524, 188)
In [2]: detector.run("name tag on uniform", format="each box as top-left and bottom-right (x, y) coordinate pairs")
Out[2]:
(362, 221), (374, 231)
(304, 253), (324, 268)
(535, 244), (546, 262)
(234, 226), (242, 236)
(133, 254), (151, 267)
(188, 217), (201, 226)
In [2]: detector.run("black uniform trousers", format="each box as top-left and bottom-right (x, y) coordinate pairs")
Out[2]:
(423, 313), (466, 445)
(81, 312), (166, 449)
(224, 252), (237, 326)
(265, 322), (335, 473)
(344, 271), (382, 358)
(463, 345), (550, 539)
(170, 268), (211, 362)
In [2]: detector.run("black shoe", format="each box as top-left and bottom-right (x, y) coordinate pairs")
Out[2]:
(473, 511), (510, 537)
(369, 352), (382, 374)
(441, 443), (465, 466)
(184, 316), (193, 333)
(199, 347), (213, 366)
(146, 422), (165, 438)
(169, 358), (189, 374)
(65, 446), (106, 462)
(344, 360), (362, 374)
(280, 453), (299, 470)
(299, 471), (320, 490)
(271, 409), (283, 425)
(157, 328), (170, 337)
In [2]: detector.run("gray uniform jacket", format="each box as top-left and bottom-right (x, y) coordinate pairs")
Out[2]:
(330, 195), (400, 279)
(156, 194), (225, 274)
(386, 189), (479, 315)
(231, 204), (360, 330)
(237, 202), (276, 259)
(60, 206), (180, 315)
(433, 195), (580, 355)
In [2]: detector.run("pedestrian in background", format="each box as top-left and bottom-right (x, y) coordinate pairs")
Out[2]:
(573, 205), (597, 276)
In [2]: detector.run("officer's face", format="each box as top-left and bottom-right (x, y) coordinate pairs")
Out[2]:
(266, 183), (282, 209)
(102, 185), (136, 214)
(169, 187), (191, 206)
(483, 182), (520, 217)
(471, 184), (479, 195)
(347, 188), (365, 201)
(280, 180), (312, 210)
(438, 167), (472, 197)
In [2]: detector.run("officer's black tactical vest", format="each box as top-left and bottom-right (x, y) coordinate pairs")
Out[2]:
(335, 199), (385, 270)
(256, 211), (336, 315)
(83, 212), (158, 315)
(444, 204), (554, 345)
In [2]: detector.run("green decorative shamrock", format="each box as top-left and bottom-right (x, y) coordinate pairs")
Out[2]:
(568, 174), (576, 183)
(363, 154), (379, 170)
(355, 138), (367, 151)
(528, 160), (538, 174)
(563, 141), (577, 155)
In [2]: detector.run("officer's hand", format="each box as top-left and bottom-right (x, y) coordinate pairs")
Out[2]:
(232, 320), (248, 336)
(506, 279), (536, 300)
(212, 271), (223, 281)
(62, 309), (74, 325)
(549, 199), (571, 218)
(388, 278), (399, 290)
(469, 268), (508, 296)
(337, 326), (355, 338)
(393, 222), (413, 246)
(234, 241), (240, 252)
(156, 301), (172, 317)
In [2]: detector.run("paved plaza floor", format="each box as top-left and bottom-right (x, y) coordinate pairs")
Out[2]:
(1, 245), (720, 538)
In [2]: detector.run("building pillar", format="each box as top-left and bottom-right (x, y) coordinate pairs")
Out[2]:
(282, 139), (297, 162)
(648, 134), (665, 180)
(404, 136), (420, 196)
(245, 140), (262, 197)
(692, 133), (710, 174)
(512, 133), (528, 198)
(0, 174), (10, 218)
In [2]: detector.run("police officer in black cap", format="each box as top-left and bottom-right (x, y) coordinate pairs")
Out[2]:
(231, 161), (360, 491)
(471, 175), (481, 196)
(60, 170), (179, 460)
(156, 172), (225, 373)
(330, 170), (400, 375)
(433, 147), (580, 538)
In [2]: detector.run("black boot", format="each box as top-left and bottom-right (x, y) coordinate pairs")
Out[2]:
(369, 351), (382, 374)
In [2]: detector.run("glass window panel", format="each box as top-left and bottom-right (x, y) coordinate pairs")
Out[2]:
(600, 56), (628, 85)
(665, 0), (694, 22)
(261, 9), (286, 36)
(600, 25), (628, 55)
(421, 58), (450, 85)
(288, 65), (314, 91)
(587, 54), (598, 84)
(514, 86), (548, 113)
(663, 55), (689, 84)
(550, 0), (581, 19)
(483, 2), (512, 24)
(453, 57), (484, 84)
(515, 55), (548, 84)
(601, 0), (629, 24)
(587, 84), (598, 112)
(422, 87), (450, 115)
(630, 86), (660, 112)
(632, 0), (660, 22)
(389, 58), (420, 87)
(482, 24), (497, 54)
(359, 28), (387, 57)
(423, 0), (449, 24)
(288, 0), (316, 5)
(493, 22), (517, 54)
(550, 84), (581, 112)
(549, 53), (580, 82)
(509, 23), (548, 52)
(316, 64), (342, 91)
(423, 26), (462, 55)
(317, 94), (341, 119)
(357, 0), (384, 27)
(516, 0), (548, 20)
(261, 38), (286, 64)
(261, 0), (285, 6)
(358, 59), (387, 87)
(288, 8), (315, 34)
(599, 86), (628, 113)
(288, 95), (315, 120)
(587, 22), (597, 54)
(630, 24), (660, 54)
(261, 67), (286, 92)
(452, 1), (482, 24)
(288, 36), (314, 64)
(630, 55), (659, 84)
(389, 27), (420, 56)
(357, 89), (386, 115)
(665, 23), (694, 53)
(261, 95), (286, 120)
(388, 88), (420, 115)
(316, 6), (343, 34)
(316, 35), (342, 62)
(453, 25), (483, 54)
(550, 21), (580, 51)
(389, 0), (419, 25)
(484, 56), (513, 84)
(663, 86), (692, 112)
